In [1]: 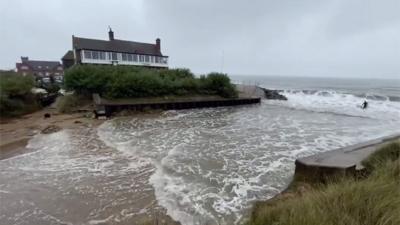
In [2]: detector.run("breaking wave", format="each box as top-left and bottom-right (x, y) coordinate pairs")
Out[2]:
(267, 89), (400, 122)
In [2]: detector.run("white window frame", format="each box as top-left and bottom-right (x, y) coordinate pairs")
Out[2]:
(84, 50), (92, 59)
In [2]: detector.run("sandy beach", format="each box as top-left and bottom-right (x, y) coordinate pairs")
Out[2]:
(0, 106), (103, 160)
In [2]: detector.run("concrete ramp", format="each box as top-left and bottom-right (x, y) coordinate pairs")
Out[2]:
(295, 134), (400, 179)
(235, 84), (265, 98)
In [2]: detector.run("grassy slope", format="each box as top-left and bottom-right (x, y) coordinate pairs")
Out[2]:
(247, 141), (400, 225)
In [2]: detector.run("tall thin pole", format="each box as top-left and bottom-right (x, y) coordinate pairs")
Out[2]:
(221, 50), (224, 73)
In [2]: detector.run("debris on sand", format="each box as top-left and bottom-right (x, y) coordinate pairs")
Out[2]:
(41, 125), (62, 134)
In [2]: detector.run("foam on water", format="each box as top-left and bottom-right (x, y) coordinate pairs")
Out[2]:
(0, 127), (160, 225)
(271, 90), (400, 121)
(1, 86), (399, 225)
(96, 93), (400, 225)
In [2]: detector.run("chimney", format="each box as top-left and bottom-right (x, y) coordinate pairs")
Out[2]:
(108, 27), (114, 41)
(156, 38), (161, 51)
(21, 56), (29, 62)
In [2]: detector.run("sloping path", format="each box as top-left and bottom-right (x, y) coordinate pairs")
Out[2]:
(295, 133), (400, 173)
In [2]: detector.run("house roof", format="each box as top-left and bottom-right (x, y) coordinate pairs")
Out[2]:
(62, 50), (74, 60)
(73, 36), (165, 56)
(19, 60), (62, 71)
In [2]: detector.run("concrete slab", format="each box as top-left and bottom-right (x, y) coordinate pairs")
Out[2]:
(296, 133), (400, 171)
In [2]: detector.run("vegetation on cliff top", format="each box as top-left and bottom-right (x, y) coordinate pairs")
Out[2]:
(248, 141), (400, 225)
(64, 65), (238, 99)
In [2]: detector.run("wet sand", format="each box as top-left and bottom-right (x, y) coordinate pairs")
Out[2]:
(0, 106), (101, 159)
(0, 108), (180, 225)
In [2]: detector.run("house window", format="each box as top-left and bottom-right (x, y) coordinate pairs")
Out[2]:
(133, 54), (138, 62)
(158, 56), (166, 64)
(144, 55), (149, 62)
(127, 54), (133, 61)
(57, 66), (63, 70)
(139, 55), (145, 62)
(122, 53), (128, 61)
(84, 50), (92, 59)
(21, 65), (29, 70)
(92, 51), (99, 59)
(111, 52), (117, 60)
(38, 66), (42, 69)
(99, 52), (106, 60)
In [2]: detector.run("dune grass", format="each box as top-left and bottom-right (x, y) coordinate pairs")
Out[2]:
(55, 94), (92, 113)
(247, 141), (400, 225)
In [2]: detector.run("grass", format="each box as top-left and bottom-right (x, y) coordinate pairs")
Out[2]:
(55, 94), (92, 113)
(247, 140), (400, 225)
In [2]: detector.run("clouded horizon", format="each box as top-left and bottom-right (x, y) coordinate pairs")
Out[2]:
(0, 0), (399, 78)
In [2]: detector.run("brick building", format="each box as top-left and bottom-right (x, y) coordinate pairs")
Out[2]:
(16, 57), (64, 83)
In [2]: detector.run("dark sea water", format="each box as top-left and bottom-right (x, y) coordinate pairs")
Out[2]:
(1, 76), (399, 225)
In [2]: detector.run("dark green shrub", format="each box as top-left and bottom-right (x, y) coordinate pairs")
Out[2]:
(43, 83), (61, 94)
(63, 65), (237, 99)
(203, 72), (238, 98)
(0, 72), (35, 97)
(0, 72), (39, 117)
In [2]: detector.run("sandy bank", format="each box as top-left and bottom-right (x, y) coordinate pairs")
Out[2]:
(0, 106), (103, 160)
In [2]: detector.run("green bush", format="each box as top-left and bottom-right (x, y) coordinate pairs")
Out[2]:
(0, 72), (35, 97)
(0, 72), (39, 117)
(64, 65), (238, 99)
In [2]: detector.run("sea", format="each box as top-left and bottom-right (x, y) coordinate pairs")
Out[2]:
(0, 75), (399, 225)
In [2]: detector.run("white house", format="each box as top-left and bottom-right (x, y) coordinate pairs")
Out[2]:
(62, 28), (168, 68)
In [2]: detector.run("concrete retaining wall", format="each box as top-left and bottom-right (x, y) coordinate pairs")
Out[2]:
(294, 133), (400, 181)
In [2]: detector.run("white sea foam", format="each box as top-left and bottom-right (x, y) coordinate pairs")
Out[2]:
(268, 90), (400, 122)
(93, 95), (400, 225)
(2, 86), (399, 225)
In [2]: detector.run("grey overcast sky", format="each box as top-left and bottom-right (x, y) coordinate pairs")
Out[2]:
(0, 0), (399, 78)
